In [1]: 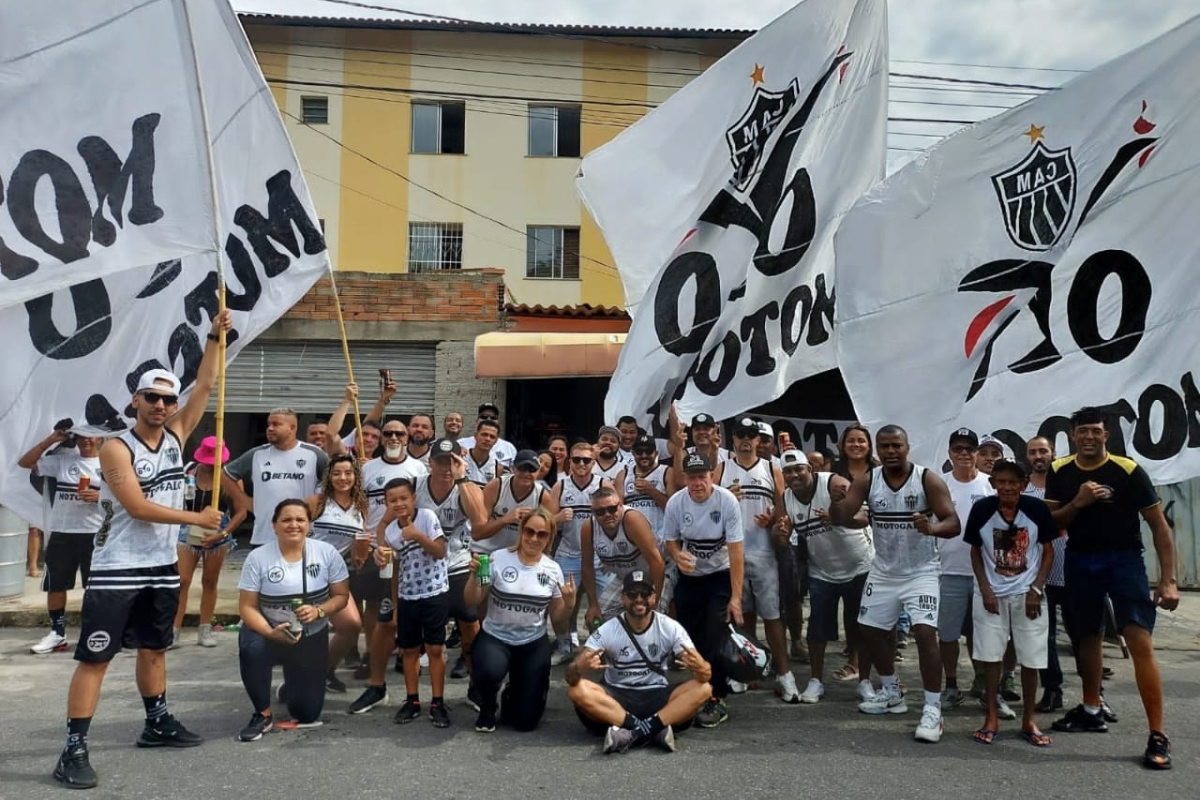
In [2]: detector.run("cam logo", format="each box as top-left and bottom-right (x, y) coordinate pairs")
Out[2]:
(267, 566), (285, 583)
(725, 73), (800, 191)
(134, 458), (154, 479)
(958, 108), (1160, 402)
(165, 447), (180, 465)
(537, 572), (552, 587)
(904, 494), (918, 511)
(296, 459), (307, 468)
(307, 563), (320, 579)
(501, 567), (518, 583)
(709, 510), (722, 524)
(86, 631), (111, 653)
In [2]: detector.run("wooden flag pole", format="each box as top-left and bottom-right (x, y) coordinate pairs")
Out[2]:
(327, 269), (364, 452)
(210, 282), (227, 509)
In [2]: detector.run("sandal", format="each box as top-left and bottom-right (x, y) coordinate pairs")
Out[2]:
(1019, 729), (1052, 747)
(832, 664), (859, 682)
(973, 728), (997, 745)
(1143, 731), (1172, 770)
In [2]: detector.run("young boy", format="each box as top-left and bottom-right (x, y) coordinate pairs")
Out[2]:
(377, 478), (450, 727)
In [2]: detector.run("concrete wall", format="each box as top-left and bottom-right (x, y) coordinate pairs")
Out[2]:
(435, 339), (505, 432)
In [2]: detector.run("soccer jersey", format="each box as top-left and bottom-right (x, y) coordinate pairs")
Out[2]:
(558, 473), (603, 558)
(784, 474), (873, 583)
(662, 486), (743, 576)
(939, 472), (995, 577)
(475, 476), (545, 554)
(963, 495), (1057, 596)
(482, 547), (564, 646)
(37, 450), (102, 534)
(415, 476), (472, 575)
(383, 507), (447, 600)
(238, 539), (348, 635)
(720, 457), (777, 553)
(866, 464), (939, 578)
(93, 429), (185, 571)
(584, 612), (694, 690)
(459, 436), (517, 468)
(591, 457), (624, 482)
(310, 498), (364, 556)
(407, 446), (432, 468)
(622, 464), (668, 543)
(361, 455), (428, 531)
(1045, 454), (1158, 553)
(463, 448), (502, 488)
(592, 511), (651, 579)
(225, 442), (329, 546)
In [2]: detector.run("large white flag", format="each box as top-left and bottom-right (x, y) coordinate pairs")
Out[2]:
(0, 1), (221, 308)
(578, 0), (887, 426)
(0, 0), (330, 525)
(835, 15), (1200, 484)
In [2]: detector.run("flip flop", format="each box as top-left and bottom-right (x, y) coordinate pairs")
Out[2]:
(1019, 729), (1052, 747)
(832, 664), (859, 682)
(973, 728), (998, 745)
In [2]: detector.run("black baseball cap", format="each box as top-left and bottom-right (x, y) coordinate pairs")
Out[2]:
(691, 413), (717, 427)
(623, 570), (654, 593)
(430, 437), (459, 460)
(949, 427), (979, 447)
(990, 458), (1028, 481)
(478, 402), (500, 418)
(732, 416), (760, 438)
(632, 434), (656, 453)
(682, 452), (712, 472)
(513, 449), (540, 470)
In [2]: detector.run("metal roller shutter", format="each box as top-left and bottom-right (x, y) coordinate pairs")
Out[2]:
(215, 341), (436, 414)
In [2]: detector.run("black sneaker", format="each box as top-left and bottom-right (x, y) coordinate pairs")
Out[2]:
(343, 648), (362, 670)
(446, 625), (462, 649)
(1144, 731), (1172, 770)
(1036, 689), (1063, 713)
(238, 713), (274, 742)
(348, 685), (389, 715)
(53, 748), (98, 789)
(353, 656), (371, 681)
(136, 714), (203, 748)
(1051, 704), (1108, 733)
(695, 697), (728, 729)
(474, 709), (496, 733)
(1100, 696), (1118, 723)
(450, 655), (468, 679)
(430, 702), (450, 728)
(466, 685), (483, 713)
(393, 653), (404, 674)
(394, 700), (421, 724)
(325, 671), (347, 694)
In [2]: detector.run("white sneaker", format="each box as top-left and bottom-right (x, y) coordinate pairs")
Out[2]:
(800, 678), (825, 704)
(859, 684), (907, 715)
(197, 625), (216, 648)
(914, 704), (944, 743)
(570, 632), (580, 648)
(31, 631), (69, 654)
(996, 695), (1017, 720)
(549, 642), (572, 666)
(167, 628), (181, 650)
(419, 653), (430, 668)
(727, 679), (748, 694)
(776, 672), (801, 704)
(857, 681), (879, 702)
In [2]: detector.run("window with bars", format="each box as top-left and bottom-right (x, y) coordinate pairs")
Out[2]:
(528, 105), (581, 157)
(407, 223), (463, 272)
(412, 101), (466, 154)
(526, 226), (580, 280)
(301, 96), (328, 124)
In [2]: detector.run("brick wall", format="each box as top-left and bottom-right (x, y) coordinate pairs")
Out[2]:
(284, 269), (506, 324)
(435, 340), (505, 432)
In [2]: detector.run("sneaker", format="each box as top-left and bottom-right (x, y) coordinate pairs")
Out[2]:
(1143, 731), (1172, 770)
(394, 700), (421, 724)
(776, 672), (801, 704)
(419, 653), (430, 669)
(446, 626), (461, 649)
(1000, 674), (1020, 702)
(570, 632), (580, 648)
(474, 710), (496, 733)
(348, 685), (389, 715)
(914, 705), (944, 743)
(1100, 695), (1118, 723)
(996, 695), (1017, 721)
(238, 712), (274, 742)
(800, 678), (824, 704)
(450, 655), (469, 679)
(466, 685), (483, 713)
(652, 725), (676, 753)
(695, 697), (729, 728)
(941, 686), (964, 708)
(859, 685), (907, 715)
(325, 671), (347, 694)
(895, 630), (909, 649)
(276, 683), (287, 704)
(727, 679), (748, 694)
(394, 653), (404, 674)
(31, 631), (69, 654)
(1051, 704), (1109, 733)
(1036, 688), (1063, 712)
(549, 642), (572, 666)
(353, 659), (371, 680)
(197, 624), (217, 648)
(603, 725), (636, 754)
(857, 682), (879, 702)
(167, 628), (181, 650)
(969, 674), (985, 699)
(429, 702), (450, 728)
(343, 648), (362, 670)
(53, 748), (98, 789)
(136, 714), (203, 748)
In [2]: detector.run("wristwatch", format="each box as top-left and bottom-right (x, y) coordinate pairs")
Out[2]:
(454, 477), (469, 485)
(317, 607), (326, 619)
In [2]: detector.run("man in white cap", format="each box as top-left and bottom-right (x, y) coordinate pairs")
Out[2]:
(54, 312), (231, 789)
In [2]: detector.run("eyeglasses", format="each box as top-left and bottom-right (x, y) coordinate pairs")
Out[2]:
(522, 528), (551, 540)
(140, 391), (178, 406)
(570, 457), (594, 465)
(950, 444), (977, 453)
(624, 589), (653, 600)
(633, 449), (656, 456)
(381, 431), (406, 439)
(479, 415), (498, 422)
(593, 505), (619, 517)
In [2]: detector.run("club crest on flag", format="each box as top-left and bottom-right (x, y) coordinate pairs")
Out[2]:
(990, 137), (1077, 251)
(725, 71), (800, 191)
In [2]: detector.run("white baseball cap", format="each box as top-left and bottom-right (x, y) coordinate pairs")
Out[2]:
(757, 421), (774, 438)
(135, 369), (182, 396)
(780, 449), (809, 468)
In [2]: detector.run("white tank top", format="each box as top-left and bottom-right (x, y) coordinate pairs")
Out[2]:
(93, 429), (186, 570)
(866, 464), (938, 577)
(720, 457), (777, 553)
(310, 499), (364, 556)
(558, 474), (603, 558)
(622, 464), (668, 545)
(415, 476), (472, 574)
(592, 511), (651, 579)
(475, 475), (544, 554)
(784, 473), (874, 583)
(464, 450), (500, 487)
(592, 458), (624, 482)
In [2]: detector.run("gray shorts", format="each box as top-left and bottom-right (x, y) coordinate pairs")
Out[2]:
(938, 574), (974, 643)
(741, 550), (781, 621)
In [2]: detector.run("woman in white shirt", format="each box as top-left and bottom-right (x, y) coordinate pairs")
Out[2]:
(235, 499), (350, 742)
(464, 506), (575, 733)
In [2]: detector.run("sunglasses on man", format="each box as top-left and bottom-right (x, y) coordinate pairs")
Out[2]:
(593, 504), (619, 517)
(570, 456), (594, 465)
(140, 391), (178, 406)
(381, 430), (407, 439)
(624, 589), (653, 600)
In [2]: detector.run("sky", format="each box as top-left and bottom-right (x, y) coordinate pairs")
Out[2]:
(234, 0), (1198, 170)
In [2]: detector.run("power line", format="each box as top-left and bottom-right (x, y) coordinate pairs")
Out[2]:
(893, 57), (1084, 74)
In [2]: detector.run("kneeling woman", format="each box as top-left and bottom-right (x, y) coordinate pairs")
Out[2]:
(465, 506), (575, 732)
(236, 499), (350, 741)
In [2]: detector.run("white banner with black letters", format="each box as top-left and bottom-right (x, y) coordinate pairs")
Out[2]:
(0, 0), (220, 307)
(0, 0), (330, 524)
(578, 0), (887, 426)
(835, 15), (1200, 484)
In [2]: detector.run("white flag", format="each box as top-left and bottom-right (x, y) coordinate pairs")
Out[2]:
(0, 1), (221, 308)
(0, 0), (331, 524)
(835, 15), (1200, 484)
(578, 0), (887, 426)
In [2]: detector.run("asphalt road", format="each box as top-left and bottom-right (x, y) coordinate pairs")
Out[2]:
(1, 627), (1196, 799)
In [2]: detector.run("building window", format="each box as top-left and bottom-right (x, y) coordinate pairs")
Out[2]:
(526, 226), (580, 279)
(412, 101), (466, 154)
(528, 105), (581, 157)
(408, 223), (463, 272)
(301, 96), (328, 125)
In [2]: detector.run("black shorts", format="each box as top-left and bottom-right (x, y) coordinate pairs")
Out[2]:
(1065, 549), (1157, 635)
(778, 545), (810, 607)
(447, 572), (478, 624)
(396, 593), (449, 649)
(351, 558), (391, 603)
(808, 573), (868, 643)
(75, 565), (180, 663)
(41, 533), (95, 593)
(574, 684), (677, 735)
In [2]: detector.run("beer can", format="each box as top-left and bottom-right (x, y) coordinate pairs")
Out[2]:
(476, 553), (491, 586)
(378, 546), (394, 579)
(778, 432), (793, 452)
(77, 475), (91, 492)
(289, 598), (304, 635)
(379, 367), (392, 390)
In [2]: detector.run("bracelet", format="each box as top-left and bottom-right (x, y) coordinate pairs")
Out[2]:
(1029, 585), (1044, 597)
(455, 477), (469, 485)
(206, 333), (220, 342)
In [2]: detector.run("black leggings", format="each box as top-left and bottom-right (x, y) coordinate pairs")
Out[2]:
(674, 570), (732, 699)
(472, 629), (552, 731)
(239, 626), (328, 723)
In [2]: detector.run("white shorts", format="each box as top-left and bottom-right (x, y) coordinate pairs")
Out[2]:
(971, 591), (1049, 669)
(857, 571), (939, 632)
